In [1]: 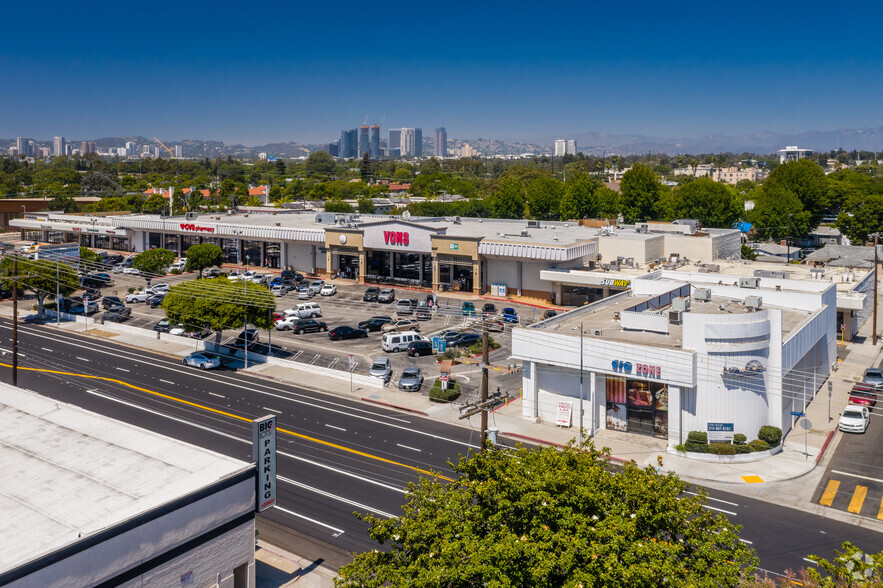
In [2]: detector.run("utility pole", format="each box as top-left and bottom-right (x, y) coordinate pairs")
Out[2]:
(874, 233), (879, 346)
(579, 323), (584, 445)
(480, 320), (489, 450)
(12, 256), (18, 387)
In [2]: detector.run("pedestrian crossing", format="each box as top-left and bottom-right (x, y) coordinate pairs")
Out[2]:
(818, 477), (883, 519)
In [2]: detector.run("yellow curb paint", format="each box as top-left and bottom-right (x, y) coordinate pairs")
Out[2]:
(848, 486), (868, 514)
(0, 361), (453, 482)
(819, 480), (840, 506)
(741, 475), (764, 484)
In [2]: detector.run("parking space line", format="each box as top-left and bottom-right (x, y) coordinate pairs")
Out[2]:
(831, 470), (883, 484)
(159, 379), (175, 385)
(820, 480), (840, 506)
(325, 424), (346, 432)
(396, 443), (421, 452)
(209, 392), (225, 398)
(848, 486), (868, 514)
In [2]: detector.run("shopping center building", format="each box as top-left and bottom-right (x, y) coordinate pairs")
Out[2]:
(11, 211), (741, 302)
(512, 266), (839, 449)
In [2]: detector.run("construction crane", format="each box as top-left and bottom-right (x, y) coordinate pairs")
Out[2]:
(153, 137), (175, 159)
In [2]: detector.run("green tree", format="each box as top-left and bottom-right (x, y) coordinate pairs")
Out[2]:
(525, 177), (563, 220)
(806, 541), (883, 585)
(79, 247), (103, 266)
(360, 152), (372, 181)
(764, 159), (828, 217)
(305, 151), (336, 177)
(595, 186), (621, 218)
(184, 243), (224, 278)
(620, 163), (663, 223)
(0, 257), (79, 317)
(668, 178), (741, 227)
(133, 248), (175, 284)
(47, 193), (79, 213)
(836, 192), (883, 244)
(559, 172), (602, 220)
(748, 185), (812, 241)
(741, 244), (758, 260)
(357, 198), (376, 214)
(161, 278), (275, 338)
(324, 199), (355, 213)
(487, 176), (526, 219)
(337, 442), (756, 587)
(142, 194), (167, 214)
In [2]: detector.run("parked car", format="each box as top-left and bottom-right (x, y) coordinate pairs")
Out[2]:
(848, 383), (878, 407)
(102, 296), (125, 310)
(378, 288), (395, 303)
(81, 273), (112, 288)
(502, 307), (519, 323)
(168, 323), (187, 336)
(320, 284), (337, 296)
(440, 329), (462, 343)
(251, 273), (271, 284)
(234, 329), (260, 349)
(65, 300), (99, 315)
(363, 287), (380, 302)
(147, 293), (166, 308)
(185, 326), (211, 339)
(396, 299), (415, 315)
(170, 259), (187, 272)
(542, 309), (558, 320)
(450, 332), (481, 347)
(415, 306), (432, 321)
(122, 267), (141, 275)
(461, 301), (476, 316)
(113, 261), (132, 273)
(271, 285), (289, 297)
(276, 317), (327, 333)
(840, 406), (870, 433)
(204, 268), (226, 278)
(381, 318), (420, 333)
(369, 357), (391, 380)
(126, 291), (150, 303)
(297, 287), (314, 299)
(307, 280), (325, 295)
(862, 368), (883, 390)
(329, 326), (368, 341)
(101, 307), (131, 323)
(281, 270), (302, 282)
(82, 288), (102, 300)
(147, 283), (170, 295)
(482, 303), (497, 318)
(407, 339), (433, 357)
(285, 302), (322, 318)
(381, 331), (423, 352)
(182, 351), (222, 370)
(358, 316), (392, 332)
(153, 318), (172, 332)
(398, 367), (424, 392)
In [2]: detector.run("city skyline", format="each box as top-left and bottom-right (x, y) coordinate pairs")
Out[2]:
(3, 1), (883, 145)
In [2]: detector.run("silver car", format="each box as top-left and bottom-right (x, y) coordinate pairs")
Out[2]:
(369, 357), (391, 380)
(182, 351), (222, 370)
(863, 368), (883, 390)
(398, 367), (424, 391)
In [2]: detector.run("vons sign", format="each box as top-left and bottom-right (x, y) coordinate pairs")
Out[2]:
(179, 223), (215, 233)
(612, 359), (662, 378)
(383, 231), (410, 246)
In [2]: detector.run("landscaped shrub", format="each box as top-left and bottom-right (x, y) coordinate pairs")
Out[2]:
(429, 378), (461, 403)
(748, 439), (770, 452)
(709, 443), (739, 456)
(684, 442), (709, 453)
(733, 433), (747, 445)
(468, 335), (502, 356)
(687, 431), (708, 444)
(733, 444), (751, 454)
(758, 426), (782, 446)
(674, 444), (687, 453)
(169, 268), (183, 275)
(127, 287), (135, 294)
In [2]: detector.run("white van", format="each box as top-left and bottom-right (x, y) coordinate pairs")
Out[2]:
(381, 330), (423, 353)
(286, 302), (322, 318)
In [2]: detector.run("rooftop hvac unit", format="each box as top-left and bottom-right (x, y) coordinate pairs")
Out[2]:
(185, 212), (198, 220)
(669, 310), (683, 324)
(693, 288), (712, 301)
(671, 297), (691, 312)
(738, 277), (759, 289)
(744, 295), (763, 310)
(591, 329), (603, 336)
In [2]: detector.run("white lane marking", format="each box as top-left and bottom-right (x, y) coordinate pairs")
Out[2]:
(739, 539), (753, 544)
(209, 392), (225, 398)
(325, 424), (346, 432)
(41, 347), (52, 352)
(0, 348), (26, 357)
(115, 367), (130, 372)
(76, 357), (90, 362)
(159, 379), (175, 385)
(831, 469), (883, 484)
(279, 475), (397, 519)
(86, 388), (410, 495)
(263, 407), (281, 414)
(803, 558), (817, 565)
(274, 506), (345, 535)
(686, 491), (739, 507)
(396, 443), (421, 452)
(702, 504), (737, 516)
(13, 324), (479, 450)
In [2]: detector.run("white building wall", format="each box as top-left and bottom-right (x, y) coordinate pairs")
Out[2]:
(285, 242), (319, 273)
(597, 235), (664, 265)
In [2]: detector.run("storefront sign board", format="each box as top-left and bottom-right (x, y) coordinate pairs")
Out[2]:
(707, 422), (734, 442)
(556, 401), (573, 427)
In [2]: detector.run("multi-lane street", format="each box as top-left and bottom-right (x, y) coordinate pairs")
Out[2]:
(3, 317), (882, 577)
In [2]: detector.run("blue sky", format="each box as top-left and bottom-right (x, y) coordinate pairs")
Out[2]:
(3, 0), (882, 145)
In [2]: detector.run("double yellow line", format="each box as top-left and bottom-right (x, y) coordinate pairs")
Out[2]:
(3, 361), (453, 482)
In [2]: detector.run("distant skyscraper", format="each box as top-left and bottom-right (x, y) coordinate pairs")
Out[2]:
(567, 139), (577, 155)
(388, 129), (401, 151)
(322, 142), (339, 157)
(16, 137), (31, 157)
(434, 128), (447, 158)
(81, 141), (96, 154)
(554, 139), (578, 156)
(53, 136), (65, 157)
(401, 128), (423, 157)
(125, 141), (136, 156)
(415, 128), (422, 157)
(339, 129), (358, 158)
(175, 145), (183, 158)
(359, 125), (370, 157)
(369, 124), (381, 159)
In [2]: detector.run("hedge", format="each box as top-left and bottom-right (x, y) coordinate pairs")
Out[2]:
(687, 431), (708, 444)
(748, 439), (770, 452)
(758, 426), (782, 446)
(709, 443), (738, 456)
(430, 378), (461, 403)
(684, 442), (709, 453)
(733, 433), (747, 445)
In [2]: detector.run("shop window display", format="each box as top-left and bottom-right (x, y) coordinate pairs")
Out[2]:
(606, 377), (668, 437)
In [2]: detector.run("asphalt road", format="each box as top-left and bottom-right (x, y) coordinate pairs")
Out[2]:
(2, 318), (881, 577)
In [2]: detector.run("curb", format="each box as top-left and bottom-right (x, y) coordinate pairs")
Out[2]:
(360, 397), (429, 416)
(815, 430), (835, 464)
(502, 431), (568, 448)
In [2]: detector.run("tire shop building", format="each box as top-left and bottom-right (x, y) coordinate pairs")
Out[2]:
(11, 212), (740, 303)
(0, 386), (257, 588)
(512, 268), (837, 449)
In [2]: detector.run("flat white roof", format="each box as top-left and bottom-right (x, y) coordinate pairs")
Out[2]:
(0, 386), (250, 575)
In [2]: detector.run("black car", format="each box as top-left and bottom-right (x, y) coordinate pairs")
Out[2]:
(102, 296), (125, 309)
(407, 340), (433, 357)
(450, 332), (481, 347)
(235, 329), (260, 348)
(358, 316), (392, 332)
(148, 293), (166, 308)
(81, 274), (112, 288)
(153, 318), (172, 332)
(281, 270), (303, 282)
(101, 307), (131, 323)
(482, 303), (497, 314)
(543, 309), (558, 319)
(82, 288), (102, 300)
(291, 319), (327, 334)
(104, 254), (125, 265)
(329, 326), (368, 341)
(363, 287), (380, 302)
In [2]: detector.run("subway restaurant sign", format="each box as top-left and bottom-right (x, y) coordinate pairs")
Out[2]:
(600, 278), (631, 288)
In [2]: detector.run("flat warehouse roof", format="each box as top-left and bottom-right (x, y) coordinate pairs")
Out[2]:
(0, 386), (251, 575)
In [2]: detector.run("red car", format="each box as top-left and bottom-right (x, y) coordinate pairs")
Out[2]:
(849, 383), (878, 407)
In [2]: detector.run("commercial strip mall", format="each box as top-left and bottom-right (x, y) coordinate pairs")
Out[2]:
(11, 211), (741, 302)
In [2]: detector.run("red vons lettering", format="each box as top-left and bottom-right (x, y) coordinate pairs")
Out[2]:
(383, 231), (409, 246)
(179, 223), (215, 233)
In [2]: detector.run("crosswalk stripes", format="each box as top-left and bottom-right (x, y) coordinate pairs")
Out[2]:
(848, 486), (868, 514)
(819, 477), (883, 519)
(820, 480), (839, 506)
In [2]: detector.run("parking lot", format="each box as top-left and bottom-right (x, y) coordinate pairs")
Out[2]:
(75, 269), (531, 398)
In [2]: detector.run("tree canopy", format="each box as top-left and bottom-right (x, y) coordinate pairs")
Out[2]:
(337, 442), (757, 587)
(487, 176), (526, 219)
(0, 257), (79, 317)
(161, 278), (275, 333)
(133, 248), (175, 282)
(665, 178), (742, 227)
(184, 243), (224, 278)
(620, 163), (663, 223)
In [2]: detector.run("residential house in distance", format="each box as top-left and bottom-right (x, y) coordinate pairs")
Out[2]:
(750, 242), (800, 263)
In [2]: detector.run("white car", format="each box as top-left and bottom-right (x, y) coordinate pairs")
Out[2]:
(169, 323), (186, 336)
(274, 317), (297, 331)
(271, 285), (288, 297)
(251, 273), (270, 284)
(320, 284), (336, 296)
(122, 267), (140, 275)
(147, 283), (170, 295)
(839, 406), (870, 433)
(182, 351), (221, 370)
(125, 291), (150, 303)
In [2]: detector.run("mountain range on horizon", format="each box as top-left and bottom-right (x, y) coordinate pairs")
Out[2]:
(7, 125), (883, 158)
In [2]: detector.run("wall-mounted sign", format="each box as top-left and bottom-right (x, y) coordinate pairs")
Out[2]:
(179, 223), (215, 233)
(384, 231), (409, 246)
(600, 278), (631, 287)
(611, 360), (632, 373)
(252, 415), (277, 512)
(707, 422), (734, 442)
(612, 360), (661, 378)
(449, 243), (459, 250)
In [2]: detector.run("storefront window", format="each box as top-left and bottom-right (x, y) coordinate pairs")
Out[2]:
(338, 254), (359, 278)
(223, 239), (239, 263)
(23, 230), (41, 242)
(606, 376), (668, 437)
(94, 235), (110, 249)
(266, 242), (280, 269)
(46, 231), (65, 244)
(181, 235), (199, 255)
(111, 236), (130, 251)
(147, 232), (163, 250)
(79, 234), (91, 247)
(243, 240), (263, 266)
(561, 286), (605, 307)
(164, 234), (179, 254)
